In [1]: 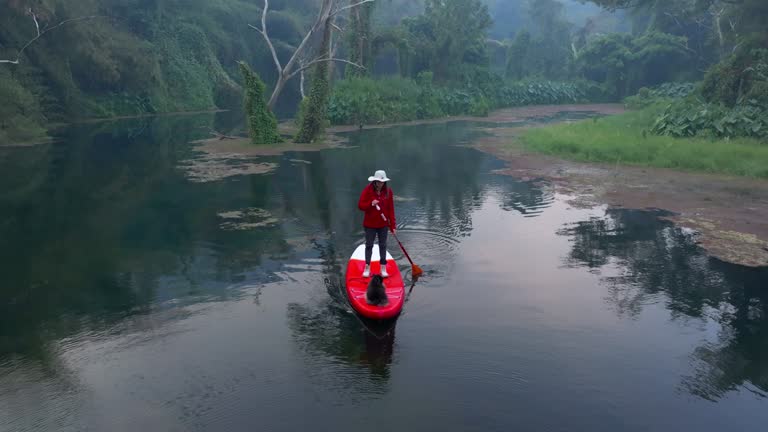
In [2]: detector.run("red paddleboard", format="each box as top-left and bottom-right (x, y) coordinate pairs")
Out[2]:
(345, 244), (405, 320)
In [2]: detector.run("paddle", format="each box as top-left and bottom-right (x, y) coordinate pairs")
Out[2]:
(376, 204), (424, 278)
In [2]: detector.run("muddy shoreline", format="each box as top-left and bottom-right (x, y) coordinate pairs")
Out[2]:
(326, 103), (627, 132)
(467, 106), (768, 267)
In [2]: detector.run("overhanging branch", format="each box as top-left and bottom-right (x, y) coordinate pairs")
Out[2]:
(1, 14), (103, 65)
(332, 0), (375, 17)
(249, 0), (283, 74)
(30, 9), (41, 37)
(287, 56), (365, 80)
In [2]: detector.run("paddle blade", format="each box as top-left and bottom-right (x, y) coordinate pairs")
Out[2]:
(411, 264), (424, 277)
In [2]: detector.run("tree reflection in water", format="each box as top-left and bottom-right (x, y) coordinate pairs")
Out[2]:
(557, 208), (768, 401)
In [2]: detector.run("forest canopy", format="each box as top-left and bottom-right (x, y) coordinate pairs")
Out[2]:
(1, 0), (766, 143)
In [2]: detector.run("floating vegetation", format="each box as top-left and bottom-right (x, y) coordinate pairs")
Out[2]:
(180, 152), (277, 183)
(218, 208), (280, 230)
(676, 217), (768, 268)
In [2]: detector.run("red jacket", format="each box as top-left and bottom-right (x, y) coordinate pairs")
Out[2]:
(358, 183), (396, 230)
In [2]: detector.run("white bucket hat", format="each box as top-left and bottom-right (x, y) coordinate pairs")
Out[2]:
(368, 170), (391, 182)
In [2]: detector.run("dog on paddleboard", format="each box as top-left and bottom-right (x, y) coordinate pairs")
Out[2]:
(365, 274), (389, 306)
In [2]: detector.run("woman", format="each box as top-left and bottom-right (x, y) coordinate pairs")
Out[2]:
(358, 170), (396, 278)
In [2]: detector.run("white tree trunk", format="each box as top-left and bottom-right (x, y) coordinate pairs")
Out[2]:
(250, 0), (372, 111)
(1, 13), (101, 65)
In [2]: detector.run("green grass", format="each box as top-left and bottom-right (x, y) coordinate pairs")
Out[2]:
(520, 105), (768, 178)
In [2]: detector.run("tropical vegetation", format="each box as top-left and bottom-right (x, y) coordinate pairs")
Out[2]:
(521, 105), (768, 178)
(1, 0), (766, 146)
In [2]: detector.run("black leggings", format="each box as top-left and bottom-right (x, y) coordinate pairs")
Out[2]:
(364, 227), (388, 265)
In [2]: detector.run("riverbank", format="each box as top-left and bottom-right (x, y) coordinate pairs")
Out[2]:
(0, 109), (228, 147)
(520, 106), (768, 178)
(71, 109), (228, 124)
(329, 103), (626, 132)
(468, 111), (768, 267)
(190, 103), (768, 266)
(186, 104), (624, 182)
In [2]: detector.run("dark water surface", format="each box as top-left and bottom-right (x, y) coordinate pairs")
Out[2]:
(1, 112), (767, 432)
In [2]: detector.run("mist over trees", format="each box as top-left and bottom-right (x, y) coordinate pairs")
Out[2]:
(1, 0), (765, 143)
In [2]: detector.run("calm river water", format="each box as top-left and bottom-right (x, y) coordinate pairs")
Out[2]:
(1, 111), (767, 431)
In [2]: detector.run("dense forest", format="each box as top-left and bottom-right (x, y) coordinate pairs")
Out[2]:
(1, 0), (766, 144)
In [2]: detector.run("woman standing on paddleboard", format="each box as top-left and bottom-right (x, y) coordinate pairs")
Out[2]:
(358, 170), (397, 278)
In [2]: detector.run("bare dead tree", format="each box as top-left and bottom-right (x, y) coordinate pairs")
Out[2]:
(297, 14), (339, 101)
(1, 9), (101, 65)
(299, 60), (307, 99)
(664, 11), (683, 29)
(712, 7), (726, 58)
(327, 15), (342, 83)
(249, 0), (373, 110)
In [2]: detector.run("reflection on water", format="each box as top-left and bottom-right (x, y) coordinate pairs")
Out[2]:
(287, 299), (396, 390)
(498, 179), (555, 218)
(558, 208), (768, 401)
(1, 112), (768, 431)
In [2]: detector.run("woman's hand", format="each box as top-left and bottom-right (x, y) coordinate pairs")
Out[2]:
(372, 199), (380, 207)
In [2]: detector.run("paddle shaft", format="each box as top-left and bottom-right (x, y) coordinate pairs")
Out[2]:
(375, 204), (417, 268)
(391, 229), (417, 268)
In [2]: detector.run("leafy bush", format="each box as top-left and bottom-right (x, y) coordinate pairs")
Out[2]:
(495, 80), (605, 107)
(578, 32), (692, 99)
(521, 104), (768, 178)
(327, 77), (422, 125)
(648, 82), (697, 99)
(328, 75), (607, 125)
(436, 88), (490, 116)
(700, 46), (768, 107)
(0, 0), (305, 140)
(645, 44), (768, 140)
(415, 72), (443, 118)
(624, 82), (696, 109)
(652, 98), (768, 139)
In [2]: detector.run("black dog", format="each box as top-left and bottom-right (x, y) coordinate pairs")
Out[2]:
(366, 274), (389, 306)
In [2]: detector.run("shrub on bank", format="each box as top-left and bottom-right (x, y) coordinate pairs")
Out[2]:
(652, 99), (768, 140)
(639, 46), (768, 140)
(327, 75), (608, 126)
(521, 104), (768, 178)
(623, 82), (696, 109)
